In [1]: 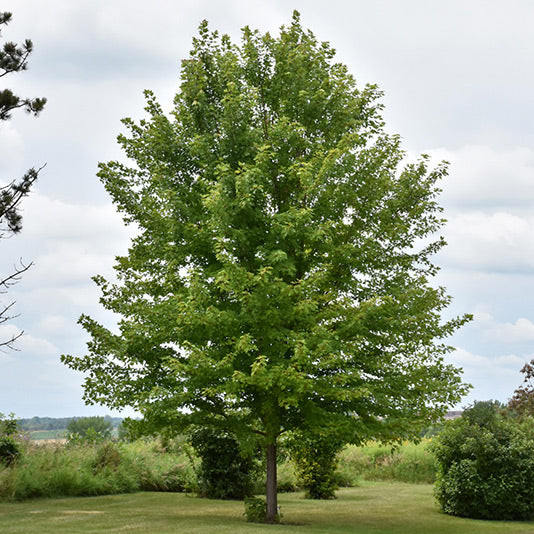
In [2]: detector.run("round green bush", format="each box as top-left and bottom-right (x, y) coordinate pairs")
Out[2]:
(0, 436), (21, 466)
(0, 414), (23, 467)
(431, 408), (534, 520)
(288, 431), (344, 499)
(189, 427), (256, 500)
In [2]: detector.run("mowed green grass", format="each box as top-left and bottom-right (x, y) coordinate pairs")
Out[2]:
(1, 482), (533, 534)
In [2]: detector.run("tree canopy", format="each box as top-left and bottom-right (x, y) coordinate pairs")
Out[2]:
(66, 416), (113, 440)
(0, 11), (46, 349)
(62, 12), (470, 521)
(508, 359), (534, 417)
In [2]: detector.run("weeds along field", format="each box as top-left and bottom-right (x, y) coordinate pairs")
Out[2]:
(338, 440), (437, 485)
(0, 438), (436, 502)
(0, 438), (197, 501)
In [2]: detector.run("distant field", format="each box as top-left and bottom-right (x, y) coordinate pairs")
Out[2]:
(28, 429), (119, 440)
(28, 430), (66, 440)
(1, 482), (533, 534)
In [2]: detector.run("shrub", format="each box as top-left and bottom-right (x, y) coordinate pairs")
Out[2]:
(0, 437), (21, 467)
(117, 421), (133, 442)
(67, 417), (112, 442)
(0, 413), (19, 436)
(0, 413), (23, 466)
(509, 358), (534, 417)
(431, 404), (534, 520)
(288, 431), (344, 499)
(244, 497), (281, 523)
(189, 427), (256, 500)
(462, 399), (506, 426)
(276, 459), (299, 493)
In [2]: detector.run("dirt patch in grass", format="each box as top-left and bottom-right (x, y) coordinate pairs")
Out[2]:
(60, 510), (104, 515)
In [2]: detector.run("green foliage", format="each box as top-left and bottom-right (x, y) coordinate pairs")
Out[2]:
(275, 459), (299, 493)
(1, 11), (46, 350)
(28, 430), (66, 440)
(93, 441), (121, 472)
(462, 399), (505, 427)
(0, 436), (446, 503)
(125, 438), (197, 493)
(0, 438), (20, 467)
(117, 421), (133, 442)
(338, 441), (436, 485)
(254, 440), (435, 491)
(509, 358), (534, 417)
(244, 496), (281, 523)
(0, 413), (19, 436)
(431, 408), (534, 520)
(0, 443), (136, 500)
(67, 416), (112, 443)
(189, 427), (256, 499)
(137, 463), (195, 493)
(0, 413), (22, 466)
(288, 430), (344, 499)
(0, 438), (197, 502)
(0, 11), (46, 120)
(62, 10), (471, 521)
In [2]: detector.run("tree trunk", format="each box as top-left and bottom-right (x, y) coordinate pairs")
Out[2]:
(265, 441), (278, 522)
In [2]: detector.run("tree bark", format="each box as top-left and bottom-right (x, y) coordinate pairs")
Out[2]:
(265, 441), (278, 522)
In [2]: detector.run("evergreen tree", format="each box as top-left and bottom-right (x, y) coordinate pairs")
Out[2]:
(0, 11), (46, 349)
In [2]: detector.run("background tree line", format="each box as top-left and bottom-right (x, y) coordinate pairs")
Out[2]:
(18, 416), (123, 432)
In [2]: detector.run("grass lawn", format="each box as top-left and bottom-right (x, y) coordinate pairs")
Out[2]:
(0, 482), (533, 533)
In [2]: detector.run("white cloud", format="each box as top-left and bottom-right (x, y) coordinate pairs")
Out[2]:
(0, 191), (135, 285)
(449, 347), (526, 405)
(437, 211), (534, 273)
(495, 319), (534, 344)
(429, 145), (534, 209)
(16, 332), (59, 357)
(0, 122), (24, 176)
(24, 194), (132, 244)
(36, 314), (69, 334)
(27, 244), (116, 286)
(0, 324), (58, 357)
(472, 312), (534, 345)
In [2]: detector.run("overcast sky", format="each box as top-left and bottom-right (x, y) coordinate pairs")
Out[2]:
(1, 0), (533, 418)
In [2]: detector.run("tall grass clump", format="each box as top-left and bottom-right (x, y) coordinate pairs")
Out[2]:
(127, 438), (197, 493)
(337, 440), (436, 485)
(0, 435), (437, 503)
(0, 441), (138, 500)
(0, 437), (197, 502)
